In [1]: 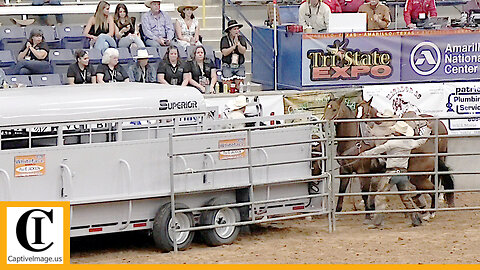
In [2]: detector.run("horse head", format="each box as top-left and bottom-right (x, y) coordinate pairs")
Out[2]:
(356, 97), (378, 119)
(323, 95), (354, 120)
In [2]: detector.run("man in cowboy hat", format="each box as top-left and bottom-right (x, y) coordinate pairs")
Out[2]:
(128, 49), (157, 83)
(225, 95), (248, 129)
(360, 120), (432, 228)
(298, 0), (331, 32)
(220, 20), (247, 93)
(141, 0), (176, 47)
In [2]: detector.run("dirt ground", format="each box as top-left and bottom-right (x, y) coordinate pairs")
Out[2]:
(70, 193), (480, 264)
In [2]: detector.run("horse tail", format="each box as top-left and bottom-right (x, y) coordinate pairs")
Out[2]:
(438, 158), (455, 207)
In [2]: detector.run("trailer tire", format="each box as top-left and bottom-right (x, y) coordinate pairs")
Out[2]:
(152, 203), (194, 252)
(200, 197), (241, 246)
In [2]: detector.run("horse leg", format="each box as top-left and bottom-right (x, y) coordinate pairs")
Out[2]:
(359, 176), (373, 222)
(336, 177), (350, 212)
(410, 175), (434, 220)
(370, 176), (391, 228)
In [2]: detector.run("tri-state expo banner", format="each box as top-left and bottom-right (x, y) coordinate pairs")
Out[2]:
(363, 82), (480, 135)
(302, 29), (480, 87)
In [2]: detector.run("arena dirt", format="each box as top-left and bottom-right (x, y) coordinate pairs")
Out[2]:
(71, 193), (480, 264)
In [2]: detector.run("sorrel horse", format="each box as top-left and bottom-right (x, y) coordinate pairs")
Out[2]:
(356, 98), (455, 212)
(322, 96), (386, 219)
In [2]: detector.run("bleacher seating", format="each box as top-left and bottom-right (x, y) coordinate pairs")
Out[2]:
(55, 24), (88, 49)
(49, 49), (75, 74)
(25, 26), (61, 49)
(0, 26), (27, 57)
(0, 50), (16, 68)
(158, 46), (167, 59)
(85, 48), (102, 65)
(31, 74), (62, 87)
(117, 47), (133, 65)
(5, 75), (32, 87)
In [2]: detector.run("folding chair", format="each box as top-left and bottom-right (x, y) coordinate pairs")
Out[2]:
(55, 24), (88, 49)
(31, 74), (62, 87)
(49, 49), (75, 74)
(0, 26), (27, 57)
(5, 75), (32, 87)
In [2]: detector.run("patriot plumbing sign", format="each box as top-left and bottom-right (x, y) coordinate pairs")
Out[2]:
(363, 81), (480, 135)
(301, 32), (401, 86)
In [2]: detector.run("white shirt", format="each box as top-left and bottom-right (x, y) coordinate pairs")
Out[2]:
(298, 1), (331, 31)
(362, 128), (431, 169)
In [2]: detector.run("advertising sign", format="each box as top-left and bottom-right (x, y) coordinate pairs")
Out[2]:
(302, 33), (401, 86)
(363, 82), (480, 134)
(302, 30), (480, 87)
(14, 154), (46, 178)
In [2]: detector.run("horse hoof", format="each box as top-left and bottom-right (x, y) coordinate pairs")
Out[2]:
(363, 218), (372, 225)
(420, 213), (431, 221)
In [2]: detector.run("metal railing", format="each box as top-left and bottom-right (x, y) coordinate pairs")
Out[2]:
(168, 115), (330, 252)
(327, 115), (480, 231)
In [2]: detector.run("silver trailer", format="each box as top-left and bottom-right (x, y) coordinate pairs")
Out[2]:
(0, 83), (328, 252)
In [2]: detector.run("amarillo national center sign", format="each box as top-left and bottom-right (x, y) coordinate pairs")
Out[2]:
(301, 29), (480, 87)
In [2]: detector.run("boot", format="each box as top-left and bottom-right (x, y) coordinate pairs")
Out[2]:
(411, 213), (422, 227)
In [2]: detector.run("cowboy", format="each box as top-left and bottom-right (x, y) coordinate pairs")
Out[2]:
(359, 120), (431, 228)
(225, 95), (248, 129)
(369, 109), (395, 146)
(298, 0), (331, 32)
(141, 0), (176, 47)
(128, 49), (157, 83)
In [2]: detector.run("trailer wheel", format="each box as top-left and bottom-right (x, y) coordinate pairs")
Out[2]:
(200, 197), (241, 246)
(152, 203), (194, 252)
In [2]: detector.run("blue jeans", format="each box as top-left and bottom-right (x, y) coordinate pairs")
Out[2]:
(32, 0), (63, 24)
(118, 35), (145, 48)
(94, 34), (117, 54)
(12, 60), (53, 75)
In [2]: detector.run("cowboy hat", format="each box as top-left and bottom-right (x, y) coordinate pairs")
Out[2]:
(10, 18), (35, 26)
(177, 1), (198, 13)
(225, 20), (243, 32)
(133, 49), (153, 59)
(145, 0), (161, 8)
(392, 121), (414, 137)
(230, 95), (248, 110)
(377, 109), (394, 118)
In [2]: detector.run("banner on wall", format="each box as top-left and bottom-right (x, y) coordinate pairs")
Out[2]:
(363, 82), (480, 134)
(302, 30), (480, 87)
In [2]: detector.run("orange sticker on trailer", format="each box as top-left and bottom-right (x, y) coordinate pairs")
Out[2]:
(218, 138), (247, 160)
(14, 154), (46, 177)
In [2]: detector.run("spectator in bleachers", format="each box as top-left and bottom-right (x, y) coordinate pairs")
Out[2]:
(186, 45), (217, 93)
(323, 0), (343, 13)
(67, 49), (97, 85)
(127, 49), (157, 83)
(33, 0), (63, 25)
(175, 2), (202, 51)
(404, 0), (437, 28)
(141, 0), (176, 48)
(298, 0), (331, 32)
(84, 1), (117, 53)
(96, 48), (129, 83)
(358, 0), (391, 30)
(220, 20), (247, 91)
(12, 29), (52, 75)
(114, 4), (145, 49)
(338, 0), (365, 13)
(157, 45), (188, 86)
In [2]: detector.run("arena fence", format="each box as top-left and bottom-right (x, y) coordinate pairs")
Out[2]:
(164, 114), (478, 252)
(327, 116), (480, 231)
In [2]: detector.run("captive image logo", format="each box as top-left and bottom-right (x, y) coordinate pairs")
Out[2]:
(6, 207), (65, 265)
